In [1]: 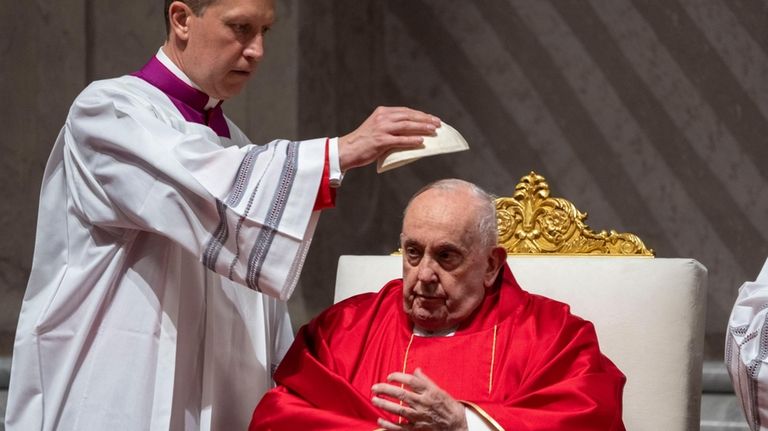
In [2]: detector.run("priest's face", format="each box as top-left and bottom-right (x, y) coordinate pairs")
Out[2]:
(173, 0), (274, 100)
(400, 188), (501, 332)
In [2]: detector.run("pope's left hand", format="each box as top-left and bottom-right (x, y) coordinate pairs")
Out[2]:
(371, 368), (468, 431)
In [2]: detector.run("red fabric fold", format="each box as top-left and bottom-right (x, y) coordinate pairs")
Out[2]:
(250, 265), (626, 430)
(312, 138), (336, 211)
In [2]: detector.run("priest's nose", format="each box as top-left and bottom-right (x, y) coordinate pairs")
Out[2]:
(416, 259), (439, 286)
(244, 34), (265, 61)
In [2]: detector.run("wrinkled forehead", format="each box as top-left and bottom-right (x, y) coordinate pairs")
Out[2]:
(402, 190), (479, 240)
(405, 188), (481, 219)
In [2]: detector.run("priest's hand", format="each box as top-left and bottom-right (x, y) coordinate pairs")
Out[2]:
(338, 106), (441, 172)
(371, 368), (468, 431)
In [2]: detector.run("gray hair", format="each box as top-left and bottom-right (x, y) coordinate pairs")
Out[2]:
(404, 179), (498, 249)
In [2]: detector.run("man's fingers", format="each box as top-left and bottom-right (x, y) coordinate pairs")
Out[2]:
(385, 372), (415, 386)
(378, 135), (425, 151)
(371, 396), (418, 421)
(383, 120), (439, 137)
(386, 372), (429, 393)
(377, 417), (407, 431)
(372, 383), (417, 404)
(372, 106), (441, 126)
(337, 106), (441, 171)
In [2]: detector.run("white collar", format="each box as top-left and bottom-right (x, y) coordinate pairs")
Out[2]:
(413, 325), (457, 338)
(156, 47), (221, 110)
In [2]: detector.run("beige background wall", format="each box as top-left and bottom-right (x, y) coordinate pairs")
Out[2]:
(2, 0), (767, 359)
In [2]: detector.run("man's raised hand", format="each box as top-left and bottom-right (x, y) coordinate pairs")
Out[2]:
(338, 107), (441, 172)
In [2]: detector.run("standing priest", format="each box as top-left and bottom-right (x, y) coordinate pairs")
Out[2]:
(5, 0), (440, 429)
(726, 257), (768, 431)
(250, 179), (627, 431)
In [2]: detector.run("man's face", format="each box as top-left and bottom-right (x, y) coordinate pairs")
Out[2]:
(181, 0), (274, 99)
(400, 189), (497, 332)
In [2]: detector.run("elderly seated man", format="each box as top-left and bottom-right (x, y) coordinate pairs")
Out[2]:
(250, 179), (626, 431)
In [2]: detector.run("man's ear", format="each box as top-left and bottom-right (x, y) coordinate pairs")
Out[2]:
(483, 246), (507, 288)
(168, 1), (194, 42)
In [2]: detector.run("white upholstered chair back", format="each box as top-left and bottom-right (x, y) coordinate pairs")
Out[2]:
(333, 172), (708, 431)
(335, 255), (707, 431)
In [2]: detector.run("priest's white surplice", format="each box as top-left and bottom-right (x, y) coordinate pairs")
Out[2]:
(727, 257), (768, 431)
(6, 72), (327, 430)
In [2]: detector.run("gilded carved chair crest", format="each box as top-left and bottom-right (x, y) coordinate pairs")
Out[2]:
(496, 172), (654, 256)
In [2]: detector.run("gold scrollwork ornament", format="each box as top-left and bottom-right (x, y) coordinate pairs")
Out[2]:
(495, 172), (654, 256)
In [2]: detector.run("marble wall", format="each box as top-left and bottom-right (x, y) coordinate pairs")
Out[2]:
(294, 0), (768, 359)
(1, 3), (87, 354)
(2, 0), (767, 360)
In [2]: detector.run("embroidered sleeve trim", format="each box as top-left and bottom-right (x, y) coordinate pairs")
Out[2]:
(202, 144), (272, 274)
(246, 141), (299, 291)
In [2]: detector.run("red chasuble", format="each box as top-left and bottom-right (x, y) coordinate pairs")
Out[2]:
(250, 264), (626, 430)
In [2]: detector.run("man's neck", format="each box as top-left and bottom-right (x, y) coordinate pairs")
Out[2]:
(158, 45), (198, 89)
(157, 45), (220, 110)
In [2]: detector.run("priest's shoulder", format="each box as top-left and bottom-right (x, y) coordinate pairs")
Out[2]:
(72, 76), (162, 112)
(518, 288), (597, 335)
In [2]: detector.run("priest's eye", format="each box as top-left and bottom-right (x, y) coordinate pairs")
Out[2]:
(229, 23), (251, 35)
(404, 247), (422, 263)
(437, 250), (461, 269)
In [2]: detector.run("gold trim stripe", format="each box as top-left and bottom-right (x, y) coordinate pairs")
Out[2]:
(489, 324), (497, 394)
(398, 333), (416, 425)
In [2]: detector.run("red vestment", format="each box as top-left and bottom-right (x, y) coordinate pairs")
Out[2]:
(250, 264), (626, 430)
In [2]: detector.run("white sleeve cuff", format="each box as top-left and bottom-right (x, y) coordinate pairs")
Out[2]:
(465, 407), (493, 431)
(328, 137), (344, 188)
